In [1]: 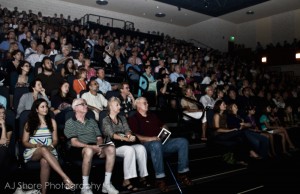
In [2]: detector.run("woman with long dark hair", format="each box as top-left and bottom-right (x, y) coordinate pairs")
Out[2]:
(22, 99), (74, 194)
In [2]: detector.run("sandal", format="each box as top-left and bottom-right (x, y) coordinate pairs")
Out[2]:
(122, 183), (138, 192)
(139, 178), (151, 188)
(177, 174), (194, 186)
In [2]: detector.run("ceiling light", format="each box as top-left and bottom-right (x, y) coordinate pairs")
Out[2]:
(261, 57), (267, 63)
(96, 0), (108, 5)
(246, 10), (254, 15)
(296, 53), (300, 59)
(155, 12), (166, 17)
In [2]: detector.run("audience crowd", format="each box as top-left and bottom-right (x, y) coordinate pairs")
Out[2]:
(0, 5), (300, 194)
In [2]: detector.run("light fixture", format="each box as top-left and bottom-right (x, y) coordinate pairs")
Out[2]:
(246, 10), (254, 15)
(261, 57), (267, 63)
(296, 53), (300, 59)
(155, 12), (166, 17)
(96, 0), (108, 5)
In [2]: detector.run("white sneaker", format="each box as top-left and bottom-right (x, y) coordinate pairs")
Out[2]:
(81, 188), (93, 194)
(102, 183), (119, 194)
(23, 190), (41, 194)
(13, 188), (24, 194)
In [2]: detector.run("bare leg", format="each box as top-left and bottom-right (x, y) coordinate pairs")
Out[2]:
(201, 122), (207, 140)
(31, 147), (72, 182)
(81, 147), (94, 176)
(278, 133), (287, 153)
(280, 128), (295, 149)
(40, 158), (50, 194)
(102, 145), (116, 172)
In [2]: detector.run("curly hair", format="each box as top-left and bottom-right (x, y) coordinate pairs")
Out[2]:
(25, 98), (53, 136)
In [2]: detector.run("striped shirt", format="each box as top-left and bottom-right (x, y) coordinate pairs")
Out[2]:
(64, 116), (102, 148)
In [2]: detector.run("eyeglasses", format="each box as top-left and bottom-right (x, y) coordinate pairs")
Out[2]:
(24, 65), (30, 67)
(76, 103), (88, 107)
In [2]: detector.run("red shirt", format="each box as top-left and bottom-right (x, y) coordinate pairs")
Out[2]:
(128, 112), (164, 137)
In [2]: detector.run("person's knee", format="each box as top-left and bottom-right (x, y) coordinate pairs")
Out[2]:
(136, 145), (147, 154)
(124, 146), (135, 157)
(40, 158), (50, 167)
(82, 147), (94, 158)
(105, 145), (116, 156)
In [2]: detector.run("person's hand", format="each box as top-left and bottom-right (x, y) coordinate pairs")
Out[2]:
(0, 138), (7, 145)
(40, 88), (46, 96)
(128, 92), (134, 100)
(36, 143), (43, 148)
(128, 135), (136, 142)
(0, 118), (5, 126)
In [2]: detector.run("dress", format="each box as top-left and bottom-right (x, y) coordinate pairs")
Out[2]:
(23, 127), (58, 163)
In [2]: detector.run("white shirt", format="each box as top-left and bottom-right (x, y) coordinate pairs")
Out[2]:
(82, 91), (108, 121)
(95, 78), (112, 94)
(200, 94), (215, 109)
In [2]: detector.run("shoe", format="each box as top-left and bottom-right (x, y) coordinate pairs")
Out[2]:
(102, 182), (119, 194)
(23, 190), (41, 194)
(13, 188), (24, 194)
(177, 173), (194, 186)
(81, 188), (93, 194)
(155, 179), (169, 193)
(236, 161), (248, 166)
(139, 178), (151, 188)
(122, 182), (138, 192)
(64, 179), (75, 190)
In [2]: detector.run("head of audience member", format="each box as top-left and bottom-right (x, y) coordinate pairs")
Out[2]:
(145, 65), (152, 75)
(177, 77), (185, 87)
(135, 97), (149, 114)
(11, 49), (22, 61)
(87, 80), (99, 94)
(174, 64), (181, 73)
(61, 45), (70, 57)
(29, 78), (44, 93)
(158, 59), (165, 67)
(72, 98), (88, 115)
(76, 67), (87, 80)
(83, 58), (91, 68)
(63, 58), (75, 74)
(160, 73), (170, 84)
(183, 86), (194, 98)
(245, 106), (256, 116)
(17, 60), (31, 75)
(36, 44), (44, 54)
(205, 86), (214, 97)
(119, 82), (131, 96)
(242, 87), (251, 97)
(30, 40), (37, 50)
(41, 56), (53, 73)
(27, 98), (53, 135)
(58, 80), (70, 98)
(97, 68), (105, 80)
(107, 97), (121, 115)
(227, 103), (238, 115)
(213, 100), (226, 114)
(228, 89), (237, 100)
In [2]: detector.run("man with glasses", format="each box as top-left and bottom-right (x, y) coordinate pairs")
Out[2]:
(118, 82), (135, 117)
(64, 98), (119, 194)
(128, 97), (193, 193)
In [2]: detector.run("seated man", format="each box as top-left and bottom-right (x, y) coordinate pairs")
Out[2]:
(82, 80), (108, 121)
(128, 97), (193, 193)
(64, 98), (118, 194)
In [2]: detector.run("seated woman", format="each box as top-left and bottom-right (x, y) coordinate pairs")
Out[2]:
(212, 100), (252, 165)
(16, 78), (51, 118)
(0, 105), (12, 177)
(50, 80), (74, 129)
(181, 86), (207, 141)
(259, 105), (297, 155)
(22, 99), (74, 194)
(244, 106), (276, 157)
(73, 67), (87, 98)
(10, 60), (34, 95)
(102, 97), (150, 192)
(227, 104), (269, 159)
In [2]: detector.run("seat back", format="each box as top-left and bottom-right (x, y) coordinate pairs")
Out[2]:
(0, 86), (9, 109)
(13, 87), (29, 111)
(105, 90), (120, 100)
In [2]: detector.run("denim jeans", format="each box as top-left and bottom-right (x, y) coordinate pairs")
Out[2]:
(244, 130), (269, 158)
(143, 137), (189, 178)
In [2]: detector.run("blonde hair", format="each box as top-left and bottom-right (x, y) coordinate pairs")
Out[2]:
(107, 96), (121, 113)
(135, 97), (147, 107)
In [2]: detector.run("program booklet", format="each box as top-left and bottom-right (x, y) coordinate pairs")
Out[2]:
(157, 128), (171, 145)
